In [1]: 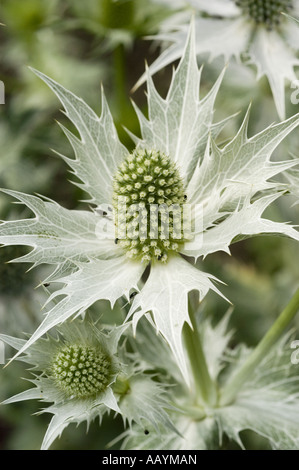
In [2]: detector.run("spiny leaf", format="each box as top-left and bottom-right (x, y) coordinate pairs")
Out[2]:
(30, 68), (129, 205)
(118, 374), (177, 434)
(183, 193), (299, 259)
(188, 109), (299, 209)
(127, 256), (227, 384)
(0, 190), (119, 267)
(7, 257), (144, 363)
(216, 335), (299, 449)
(132, 22), (228, 183)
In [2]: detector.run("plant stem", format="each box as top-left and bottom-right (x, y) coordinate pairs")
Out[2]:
(183, 299), (218, 407)
(169, 401), (206, 421)
(220, 286), (299, 407)
(113, 43), (127, 121)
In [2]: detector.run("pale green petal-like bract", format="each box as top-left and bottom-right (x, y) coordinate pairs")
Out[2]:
(128, 256), (226, 383)
(30, 68), (129, 205)
(6, 257), (143, 364)
(0, 189), (119, 266)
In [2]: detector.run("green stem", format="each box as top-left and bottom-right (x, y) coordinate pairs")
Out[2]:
(220, 286), (299, 407)
(169, 401), (206, 421)
(113, 43), (127, 121)
(183, 299), (218, 407)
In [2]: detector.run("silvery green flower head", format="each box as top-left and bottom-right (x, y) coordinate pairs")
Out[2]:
(0, 317), (122, 450)
(1, 23), (299, 383)
(139, 0), (299, 120)
(0, 316), (176, 449)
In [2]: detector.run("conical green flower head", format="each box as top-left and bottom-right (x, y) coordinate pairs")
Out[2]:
(52, 344), (112, 399)
(235, 0), (293, 29)
(112, 149), (187, 263)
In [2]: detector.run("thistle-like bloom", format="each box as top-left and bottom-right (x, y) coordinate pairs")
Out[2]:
(138, 0), (299, 119)
(0, 317), (172, 449)
(1, 25), (299, 382)
(0, 318), (121, 449)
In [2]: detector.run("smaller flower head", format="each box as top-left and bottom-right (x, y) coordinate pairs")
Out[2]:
(51, 343), (112, 399)
(1, 316), (177, 449)
(0, 316), (125, 449)
(24, 316), (122, 403)
(138, 0), (299, 119)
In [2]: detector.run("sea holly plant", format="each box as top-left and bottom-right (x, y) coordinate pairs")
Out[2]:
(139, 0), (299, 119)
(0, 315), (174, 450)
(1, 23), (299, 449)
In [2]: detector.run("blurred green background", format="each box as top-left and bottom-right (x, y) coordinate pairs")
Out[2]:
(0, 0), (298, 450)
